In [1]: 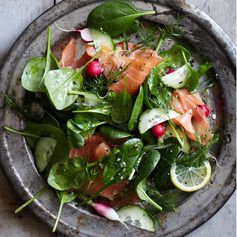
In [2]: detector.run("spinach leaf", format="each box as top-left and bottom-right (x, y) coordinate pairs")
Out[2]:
(74, 113), (107, 131)
(21, 27), (59, 92)
(3, 124), (69, 171)
(67, 113), (107, 148)
(47, 158), (87, 191)
(73, 104), (111, 116)
(102, 148), (120, 185)
(67, 119), (85, 148)
(103, 138), (143, 185)
(111, 91), (132, 124)
(128, 86), (144, 131)
(44, 68), (83, 110)
(145, 66), (172, 111)
(100, 126), (131, 140)
(146, 188), (178, 213)
(159, 45), (212, 92)
(52, 191), (78, 232)
(34, 137), (57, 172)
(87, 1), (155, 37)
(197, 62), (213, 77)
(135, 150), (162, 211)
(21, 57), (46, 92)
(154, 139), (182, 190)
(160, 44), (190, 68)
(185, 62), (213, 92)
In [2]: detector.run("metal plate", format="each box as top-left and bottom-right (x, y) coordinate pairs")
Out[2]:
(0, 1), (236, 236)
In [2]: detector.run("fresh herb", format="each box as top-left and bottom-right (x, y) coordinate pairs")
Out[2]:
(3, 124), (69, 171)
(111, 90), (133, 124)
(100, 126), (131, 140)
(128, 86), (144, 131)
(34, 137), (57, 172)
(135, 150), (162, 211)
(47, 158), (88, 191)
(155, 25), (182, 53)
(67, 113), (107, 148)
(84, 74), (108, 97)
(21, 27), (59, 92)
(177, 135), (219, 167)
(154, 139), (182, 190)
(44, 68), (83, 110)
(15, 186), (47, 214)
(146, 188), (178, 213)
(134, 20), (158, 49)
(52, 191), (78, 232)
(87, 0), (155, 37)
(145, 66), (172, 111)
(107, 63), (130, 86)
(103, 138), (143, 184)
(73, 103), (111, 116)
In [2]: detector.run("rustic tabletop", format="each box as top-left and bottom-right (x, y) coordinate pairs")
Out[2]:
(0, 0), (236, 237)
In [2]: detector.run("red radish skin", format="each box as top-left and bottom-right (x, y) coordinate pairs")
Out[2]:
(151, 123), (165, 138)
(198, 104), (210, 117)
(167, 69), (176, 74)
(86, 61), (103, 77)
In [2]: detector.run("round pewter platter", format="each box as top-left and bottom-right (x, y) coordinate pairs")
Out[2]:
(0, 1), (236, 236)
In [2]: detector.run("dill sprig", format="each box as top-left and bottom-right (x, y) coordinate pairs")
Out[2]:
(106, 63), (131, 86)
(135, 20), (159, 49)
(84, 74), (108, 97)
(155, 25), (182, 53)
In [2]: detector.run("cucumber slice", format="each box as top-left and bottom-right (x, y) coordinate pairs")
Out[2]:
(117, 205), (155, 232)
(35, 137), (57, 172)
(89, 28), (114, 51)
(160, 126), (191, 153)
(161, 65), (190, 89)
(139, 108), (179, 134)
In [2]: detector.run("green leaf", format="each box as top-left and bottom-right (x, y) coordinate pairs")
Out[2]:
(102, 148), (120, 185)
(73, 104), (111, 116)
(135, 150), (162, 211)
(184, 64), (200, 92)
(67, 120), (84, 148)
(128, 86), (144, 131)
(100, 126), (131, 140)
(145, 66), (172, 111)
(197, 62), (212, 77)
(154, 139), (182, 190)
(3, 124), (69, 171)
(136, 179), (162, 211)
(87, 0), (155, 37)
(52, 191), (78, 232)
(44, 68), (83, 110)
(21, 57), (46, 92)
(21, 27), (59, 92)
(103, 138), (143, 185)
(67, 113), (108, 149)
(160, 44), (190, 68)
(74, 113), (107, 131)
(34, 137), (57, 172)
(111, 91), (133, 124)
(47, 159), (87, 191)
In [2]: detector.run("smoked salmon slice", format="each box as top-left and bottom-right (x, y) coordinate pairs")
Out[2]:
(99, 43), (162, 95)
(170, 89), (212, 144)
(69, 135), (110, 162)
(59, 38), (76, 67)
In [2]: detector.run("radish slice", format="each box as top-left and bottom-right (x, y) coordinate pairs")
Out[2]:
(54, 22), (92, 42)
(79, 28), (93, 42)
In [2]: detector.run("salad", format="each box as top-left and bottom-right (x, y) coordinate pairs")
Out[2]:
(3, 0), (218, 233)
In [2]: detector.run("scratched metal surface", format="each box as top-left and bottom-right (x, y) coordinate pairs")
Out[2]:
(0, 1), (235, 236)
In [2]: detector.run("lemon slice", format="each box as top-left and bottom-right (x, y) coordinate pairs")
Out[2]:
(170, 160), (211, 192)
